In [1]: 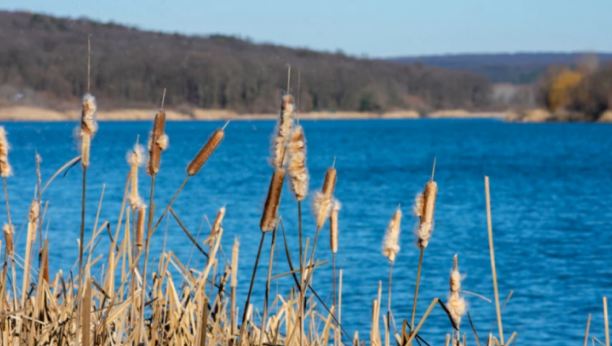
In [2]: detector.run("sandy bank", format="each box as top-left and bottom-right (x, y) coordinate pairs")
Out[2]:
(0, 106), (504, 121)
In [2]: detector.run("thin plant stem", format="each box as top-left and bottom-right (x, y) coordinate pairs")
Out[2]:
(3, 178), (12, 263)
(260, 226), (277, 346)
(387, 261), (393, 346)
(411, 248), (424, 329)
(242, 231), (266, 327)
(140, 174), (156, 342)
(485, 176), (504, 345)
(298, 201), (304, 346)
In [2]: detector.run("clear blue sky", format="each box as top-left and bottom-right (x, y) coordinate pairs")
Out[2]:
(2, 0), (611, 57)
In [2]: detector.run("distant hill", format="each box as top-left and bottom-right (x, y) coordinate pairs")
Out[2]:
(389, 53), (612, 84)
(0, 11), (491, 114)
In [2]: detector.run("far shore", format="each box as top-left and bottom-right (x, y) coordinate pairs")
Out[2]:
(0, 106), (508, 122)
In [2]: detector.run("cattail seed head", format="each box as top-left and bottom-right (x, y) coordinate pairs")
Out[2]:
(415, 181), (437, 249)
(447, 255), (466, 326)
(287, 125), (309, 201)
(40, 246), (50, 283)
(148, 110), (168, 176)
(187, 129), (224, 176)
(3, 223), (13, 256)
(271, 95), (294, 168)
(81, 94), (98, 136)
(136, 204), (147, 247)
(322, 167), (337, 197)
(260, 168), (285, 232)
(330, 199), (341, 254)
(0, 127), (12, 178)
(382, 208), (402, 263)
(27, 200), (40, 245)
(313, 167), (337, 230)
(80, 94), (98, 168)
(231, 237), (239, 287)
(127, 144), (145, 209)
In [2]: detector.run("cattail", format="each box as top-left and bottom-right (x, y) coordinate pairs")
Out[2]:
(136, 204), (147, 247)
(314, 167), (337, 230)
(287, 125), (309, 201)
(382, 208), (402, 263)
(2, 223), (13, 256)
(147, 110), (168, 176)
(330, 199), (341, 254)
(41, 246), (49, 283)
(187, 129), (224, 176)
(415, 181), (437, 249)
(80, 94), (98, 168)
(448, 255), (466, 326)
(231, 237), (239, 287)
(127, 144), (145, 209)
(271, 95), (294, 168)
(260, 168), (285, 232)
(0, 127), (12, 178)
(27, 200), (40, 245)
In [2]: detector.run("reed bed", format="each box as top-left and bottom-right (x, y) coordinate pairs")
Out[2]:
(0, 67), (609, 346)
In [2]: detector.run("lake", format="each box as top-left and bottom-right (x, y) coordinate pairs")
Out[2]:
(2, 119), (612, 345)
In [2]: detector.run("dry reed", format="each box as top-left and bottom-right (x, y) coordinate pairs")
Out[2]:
(2, 223), (13, 256)
(382, 207), (402, 263)
(330, 199), (341, 254)
(136, 204), (146, 247)
(314, 167), (337, 231)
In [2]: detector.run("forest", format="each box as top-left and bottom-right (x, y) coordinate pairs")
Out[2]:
(0, 11), (491, 114)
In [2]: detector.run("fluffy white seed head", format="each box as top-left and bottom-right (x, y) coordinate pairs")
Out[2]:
(270, 95), (294, 167)
(448, 255), (467, 326)
(287, 125), (309, 201)
(0, 127), (12, 178)
(382, 208), (402, 263)
(313, 191), (332, 231)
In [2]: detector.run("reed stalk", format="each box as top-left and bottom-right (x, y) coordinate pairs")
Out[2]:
(485, 176), (504, 345)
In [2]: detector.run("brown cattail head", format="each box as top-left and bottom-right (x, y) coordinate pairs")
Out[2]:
(330, 199), (341, 254)
(415, 181), (437, 249)
(147, 109), (168, 176)
(187, 129), (224, 176)
(0, 127), (12, 178)
(231, 236), (239, 287)
(136, 204), (147, 247)
(260, 168), (285, 232)
(271, 95), (294, 168)
(382, 207), (402, 263)
(287, 125), (309, 201)
(3, 223), (13, 256)
(27, 200), (40, 245)
(127, 144), (145, 209)
(447, 254), (466, 326)
(40, 246), (49, 283)
(322, 167), (337, 197)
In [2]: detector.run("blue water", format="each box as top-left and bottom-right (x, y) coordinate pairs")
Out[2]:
(1, 119), (612, 345)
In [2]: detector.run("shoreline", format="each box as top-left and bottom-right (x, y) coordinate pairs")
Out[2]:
(0, 106), (507, 121)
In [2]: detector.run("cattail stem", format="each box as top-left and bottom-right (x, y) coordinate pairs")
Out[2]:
(242, 231), (266, 327)
(2, 178), (11, 262)
(298, 200), (305, 346)
(77, 165), (87, 338)
(260, 226), (278, 346)
(411, 248), (424, 329)
(140, 173), (157, 342)
(387, 261), (393, 346)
